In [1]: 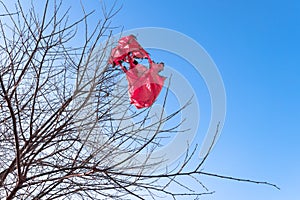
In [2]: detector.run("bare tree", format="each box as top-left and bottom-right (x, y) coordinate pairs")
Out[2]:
(0, 0), (279, 199)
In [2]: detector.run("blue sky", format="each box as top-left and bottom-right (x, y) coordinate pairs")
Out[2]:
(2, 0), (299, 199)
(109, 1), (300, 199)
(40, 0), (299, 199)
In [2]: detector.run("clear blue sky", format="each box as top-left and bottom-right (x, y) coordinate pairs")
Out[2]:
(110, 1), (300, 199)
(3, 0), (299, 199)
(55, 0), (299, 199)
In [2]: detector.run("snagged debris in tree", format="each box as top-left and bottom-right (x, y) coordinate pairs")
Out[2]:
(109, 35), (166, 109)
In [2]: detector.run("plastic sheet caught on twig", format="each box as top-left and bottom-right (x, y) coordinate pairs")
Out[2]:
(109, 35), (166, 109)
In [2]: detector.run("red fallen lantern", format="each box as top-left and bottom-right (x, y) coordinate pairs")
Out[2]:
(109, 35), (166, 109)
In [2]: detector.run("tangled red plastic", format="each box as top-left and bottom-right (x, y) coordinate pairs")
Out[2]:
(109, 35), (166, 109)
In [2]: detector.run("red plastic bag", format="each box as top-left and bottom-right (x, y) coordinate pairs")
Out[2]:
(109, 35), (166, 109)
